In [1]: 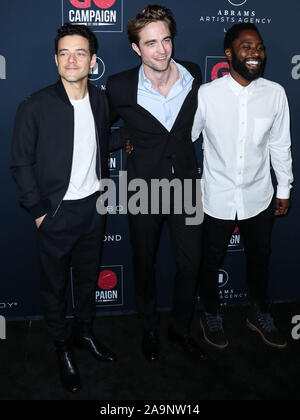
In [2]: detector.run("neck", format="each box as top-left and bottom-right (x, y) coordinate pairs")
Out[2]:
(229, 68), (252, 87)
(61, 77), (89, 100)
(143, 61), (179, 95)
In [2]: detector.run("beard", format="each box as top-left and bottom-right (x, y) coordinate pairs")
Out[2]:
(231, 50), (266, 81)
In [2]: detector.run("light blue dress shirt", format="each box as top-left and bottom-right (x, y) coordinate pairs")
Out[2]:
(137, 60), (194, 132)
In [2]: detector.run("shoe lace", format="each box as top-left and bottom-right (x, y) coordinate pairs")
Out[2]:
(257, 311), (276, 332)
(205, 312), (224, 332)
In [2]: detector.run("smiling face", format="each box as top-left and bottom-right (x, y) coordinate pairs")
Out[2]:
(131, 20), (173, 75)
(225, 29), (266, 85)
(55, 34), (97, 84)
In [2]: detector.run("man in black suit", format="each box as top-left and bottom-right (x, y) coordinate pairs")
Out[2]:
(11, 23), (122, 393)
(106, 5), (206, 361)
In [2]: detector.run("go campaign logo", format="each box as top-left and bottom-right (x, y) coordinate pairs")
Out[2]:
(62, 0), (123, 32)
(228, 226), (244, 252)
(205, 56), (229, 82)
(96, 266), (123, 307)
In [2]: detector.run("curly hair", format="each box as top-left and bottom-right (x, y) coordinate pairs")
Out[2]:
(55, 23), (98, 56)
(127, 4), (177, 45)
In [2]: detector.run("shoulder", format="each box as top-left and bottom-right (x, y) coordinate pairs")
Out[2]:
(107, 66), (139, 86)
(17, 83), (57, 113)
(257, 77), (286, 94)
(176, 60), (202, 81)
(177, 60), (201, 73)
(198, 75), (226, 94)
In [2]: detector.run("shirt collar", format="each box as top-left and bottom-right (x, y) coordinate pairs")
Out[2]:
(227, 73), (259, 96)
(139, 64), (151, 89)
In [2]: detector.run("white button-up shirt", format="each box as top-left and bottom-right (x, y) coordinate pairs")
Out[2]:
(192, 74), (293, 220)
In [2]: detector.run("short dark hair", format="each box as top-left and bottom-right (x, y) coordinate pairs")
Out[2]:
(224, 23), (262, 51)
(127, 4), (177, 45)
(55, 23), (98, 56)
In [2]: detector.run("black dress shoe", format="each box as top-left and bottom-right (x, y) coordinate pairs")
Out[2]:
(142, 329), (160, 362)
(73, 333), (117, 362)
(168, 329), (207, 360)
(55, 341), (81, 393)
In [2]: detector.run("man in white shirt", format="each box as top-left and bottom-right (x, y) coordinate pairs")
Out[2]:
(192, 23), (293, 349)
(11, 23), (120, 393)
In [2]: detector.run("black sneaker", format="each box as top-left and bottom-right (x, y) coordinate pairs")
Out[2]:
(200, 311), (228, 349)
(246, 304), (287, 349)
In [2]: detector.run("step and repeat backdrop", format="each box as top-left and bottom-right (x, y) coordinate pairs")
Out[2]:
(0, 0), (299, 319)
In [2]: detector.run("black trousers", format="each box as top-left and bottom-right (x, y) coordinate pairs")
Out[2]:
(128, 210), (202, 336)
(200, 203), (274, 314)
(37, 192), (105, 342)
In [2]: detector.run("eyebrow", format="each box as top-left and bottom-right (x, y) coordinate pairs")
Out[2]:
(144, 36), (172, 45)
(58, 48), (89, 53)
(240, 41), (264, 46)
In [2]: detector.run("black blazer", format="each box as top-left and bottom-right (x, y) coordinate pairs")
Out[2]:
(106, 60), (202, 181)
(11, 80), (112, 219)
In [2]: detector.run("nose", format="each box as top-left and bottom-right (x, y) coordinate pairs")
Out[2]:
(68, 53), (76, 63)
(157, 42), (166, 55)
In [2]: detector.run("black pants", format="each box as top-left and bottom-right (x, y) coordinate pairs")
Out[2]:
(37, 192), (105, 342)
(200, 203), (274, 314)
(128, 211), (202, 336)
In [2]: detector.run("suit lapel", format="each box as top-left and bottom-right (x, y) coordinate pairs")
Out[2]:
(88, 83), (99, 117)
(123, 66), (169, 133)
(170, 75), (198, 132)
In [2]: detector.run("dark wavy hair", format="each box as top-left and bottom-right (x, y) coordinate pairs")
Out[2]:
(127, 4), (177, 45)
(224, 23), (262, 51)
(55, 23), (98, 56)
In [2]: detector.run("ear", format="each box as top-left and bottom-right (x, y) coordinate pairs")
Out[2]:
(90, 53), (97, 69)
(132, 42), (141, 57)
(54, 54), (58, 67)
(225, 48), (232, 62)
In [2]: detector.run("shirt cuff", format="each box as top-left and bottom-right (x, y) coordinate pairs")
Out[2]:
(276, 186), (291, 199)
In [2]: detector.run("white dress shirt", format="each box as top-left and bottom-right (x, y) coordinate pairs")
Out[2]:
(192, 74), (293, 220)
(137, 60), (194, 132)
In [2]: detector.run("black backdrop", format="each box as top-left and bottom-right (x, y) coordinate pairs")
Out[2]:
(0, 0), (299, 319)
